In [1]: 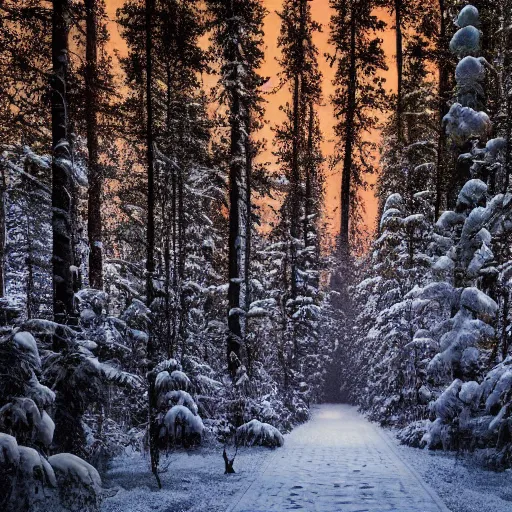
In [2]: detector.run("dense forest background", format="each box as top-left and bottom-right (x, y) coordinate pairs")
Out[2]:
(1, 1), (512, 510)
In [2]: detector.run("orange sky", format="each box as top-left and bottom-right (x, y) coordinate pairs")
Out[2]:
(104, 0), (397, 238)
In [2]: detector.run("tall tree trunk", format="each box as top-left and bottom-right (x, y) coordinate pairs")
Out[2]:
(227, 75), (244, 377)
(435, 0), (450, 217)
(0, 166), (6, 298)
(394, 0), (403, 144)
(85, 0), (103, 289)
(304, 102), (314, 250)
(503, 0), (512, 193)
(340, 9), (357, 260)
(289, 0), (306, 299)
(226, 9), (246, 377)
(244, 121), (252, 313)
(144, 0), (161, 490)
(52, 0), (75, 324)
(178, 158), (186, 361)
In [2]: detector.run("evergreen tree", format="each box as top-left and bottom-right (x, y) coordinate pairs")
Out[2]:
(329, 0), (387, 259)
(51, 0), (75, 324)
(206, 0), (266, 377)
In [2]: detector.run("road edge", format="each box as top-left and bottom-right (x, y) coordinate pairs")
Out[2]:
(368, 417), (453, 512)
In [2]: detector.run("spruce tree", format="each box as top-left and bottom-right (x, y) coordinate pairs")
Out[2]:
(206, 0), (266, 377)
(329, 0), (387, 259)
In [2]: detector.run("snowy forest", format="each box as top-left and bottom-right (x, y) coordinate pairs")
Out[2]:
(1, 1), (512, 511)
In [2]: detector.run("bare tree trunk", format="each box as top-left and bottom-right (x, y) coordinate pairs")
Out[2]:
(340, 9), (357, 260)
(85, 0), (103, 289)
(144, 0), (161, 490)
(52, 0), (75, 324)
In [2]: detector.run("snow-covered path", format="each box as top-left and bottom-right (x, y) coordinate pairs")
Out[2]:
(228, 404), (450, 512)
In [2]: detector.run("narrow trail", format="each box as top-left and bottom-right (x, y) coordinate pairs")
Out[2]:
(228, 404), (451, 512)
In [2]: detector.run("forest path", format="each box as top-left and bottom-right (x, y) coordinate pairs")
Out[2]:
(228, 404), (451, 512)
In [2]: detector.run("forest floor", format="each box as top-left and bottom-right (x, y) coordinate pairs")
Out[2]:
(101, 404), (512, 512)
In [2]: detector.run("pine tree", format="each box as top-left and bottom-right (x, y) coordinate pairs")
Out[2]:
(51, 0), (75, 325)
(206, 0), (266, 377)
(0, 1), (52, 148)
(329, 0), (387, 259)
(85, 0), (103, 290)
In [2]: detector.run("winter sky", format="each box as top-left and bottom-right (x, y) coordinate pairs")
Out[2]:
(105, 0), (399, 240)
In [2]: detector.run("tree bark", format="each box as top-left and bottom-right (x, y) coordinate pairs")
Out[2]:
(227, 83), (244, 376)
(304, 102), (314, 250)
(340, 8), (357, 260)
(226, 9), (246, 377)
(0, 166), (6, 298)
(244, 120), (253, 313)
(52, 0), (75, 324)
(85, 0), (103, 289)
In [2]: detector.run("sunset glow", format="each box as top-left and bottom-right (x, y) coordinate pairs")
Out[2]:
(105, 0), (397, 237)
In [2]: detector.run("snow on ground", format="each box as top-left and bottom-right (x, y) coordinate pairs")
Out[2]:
(389, 432), (512, 512)
(101, 404), (512, 512)
(100, 444), (273, 512)
(230, 404), (448, 511)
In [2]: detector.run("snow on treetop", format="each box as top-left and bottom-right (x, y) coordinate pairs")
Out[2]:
(158, 390), (198, 415)
(456, 5), (479, 28)
(459, 380), (481, 405)
(455, 56), (484, 85)
(36, 410), (55, 448)
(380, 208), (402, 230)
(450, 26), (481, 57)
(155, 370), (191, 393)
(436, 210), (465, 231)
(19, 445), (57, 487)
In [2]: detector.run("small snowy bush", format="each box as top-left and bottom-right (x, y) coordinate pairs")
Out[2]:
(162, 405), (204, 447)
(236, 419), (284, 448)
(49, 453), (103, 512)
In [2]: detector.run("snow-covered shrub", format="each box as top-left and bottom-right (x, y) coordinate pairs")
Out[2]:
(0, 435), (59, 512)
(161, 405), (204, 448)
(49, 453), (103, 512)
(235, 419), (284, 448)
(0, 331), (103, 511)
(152, 361), (205, 448)
(158, 390), (198, 415)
